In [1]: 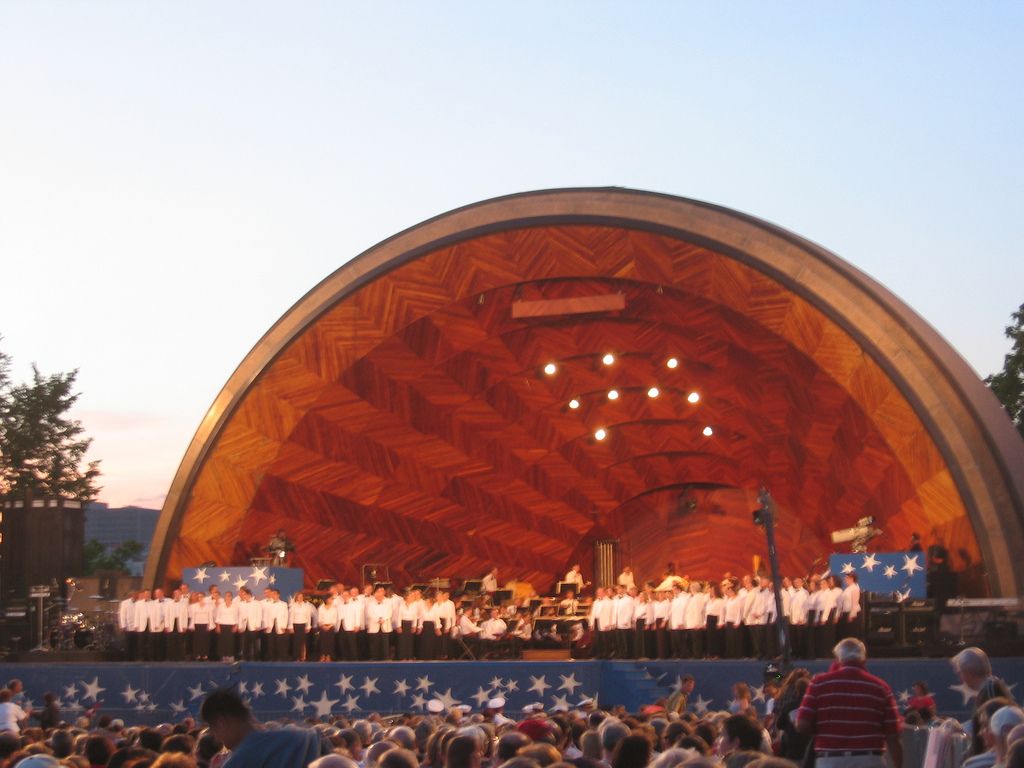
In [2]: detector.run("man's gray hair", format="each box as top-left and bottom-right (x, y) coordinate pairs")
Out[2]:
(833, 637), (867, 663)
(599, 719), (630, 752)
(952, 646), (992, 678)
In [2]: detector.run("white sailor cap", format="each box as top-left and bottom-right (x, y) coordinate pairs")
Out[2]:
(426, 699), (446, 714)
(487, 696), (506, 709)
(522, 702), (545, 713)
(577, 697), (597, 708)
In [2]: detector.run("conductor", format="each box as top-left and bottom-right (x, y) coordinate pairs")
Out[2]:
(267, 529), (294, 566)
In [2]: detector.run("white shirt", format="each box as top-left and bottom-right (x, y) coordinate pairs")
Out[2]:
(481, 573), (499, 592)
(366, 599), (393, 633)
(654, 599), (670, 623)
(318, 601), (340, 629)
(684, 592), (707, 629)
(119, 598), (137, 631)
(618, 571), (636, 590)
(564, 569), (585, 589)
(341, 598), (364, 631)
(289, 601), (316, 626)
(724, 594), (744, 625)
(435, 599), (457, 631)
(669, 592), (689, 630)
(705, 597), (724, 621)
(0, 702), (27, 733)
(147, 598), (169, 631)
(264, 600), (289, 633)
(840, 583), (861, 619)
(237, 599), (260, 631)
(132, 599), (150, 631)
(215, 601), (239, 626)
(614, 595), (635, 629)
(189, 598), (213, 627)
(480, 618), (507, 640)
(789, 589), (809, 624)
(398, 600), (423, 627)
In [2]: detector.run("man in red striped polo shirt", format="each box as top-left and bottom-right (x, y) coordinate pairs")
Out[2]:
(796, 637), (903, 768)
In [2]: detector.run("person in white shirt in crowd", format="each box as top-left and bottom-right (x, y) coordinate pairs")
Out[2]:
(235, 587), (261, 661)
(188, 590), (213, 661)
(435, 590), (457, 660)
(788, 577), (809, 659)
(564, 564), (586, 593)
(164, 588), (190, 662)
(263, 588), (289, 661)
(840, 572), (862, 639)
(684, 580), (708, 658)
(618, 566), (636, 591)
(0, 689), (28, 734)
(213, 590), (239, 661)
(340, 587), (364, 661)
(288, 591), (316, 662)
(479, 607), (508, 657)
(396, 590), (422, 660)
(669, 583), (690, 658)
(481, 568), (499, 595)
(119, 590), (142, 662)
(365, 587), (393, 661)
(614, 585), (636, 658)
(317, 592), (339, 661)
(145, 589), (170, 662)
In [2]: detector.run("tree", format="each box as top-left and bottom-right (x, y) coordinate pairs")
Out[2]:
(985, 302), (1024, 438)
(83, 539), (144, 575)
(0, 338), (101, 501)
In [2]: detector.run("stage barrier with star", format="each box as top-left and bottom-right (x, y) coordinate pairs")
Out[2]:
(828, 551), (926, 599)
(1, 658), (1019, 725)
(182, 567), (304, 600)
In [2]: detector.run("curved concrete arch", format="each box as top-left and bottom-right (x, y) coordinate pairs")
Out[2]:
(145, 188), (1024, 595)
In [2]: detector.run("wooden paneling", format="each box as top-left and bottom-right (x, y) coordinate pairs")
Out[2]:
(166, 225), (981, 590)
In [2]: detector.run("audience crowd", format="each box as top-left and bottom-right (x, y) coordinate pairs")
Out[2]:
(0, 644), (1019, 768)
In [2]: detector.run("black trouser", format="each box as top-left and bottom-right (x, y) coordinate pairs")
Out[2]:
(616, 628), (632, 658)
(338, 630), (360, 660)
(369, 631), (390, 660)
(319, 628), (335, 658)
(671, 629), (686, 658)
(397, 620), (416, 659)
(147, 629), (166, 661)
(655, 624), (668, 658)
(633, 620), (646, 658)
(168, 628), (185, 661)
(418, 622), (437, 660)
(243, 629), (261, 660)
(216, 625), (237, 659)
(193, 625), (210, 659)
(690, 628), (705, 658)
(706, 616), (722, 658)
(725, 624), (743, 658)
(126, 630), (140, 661)
(292, 624), (307, 660)
(750, 623), (765, 658)
(600, 630), (615, 658)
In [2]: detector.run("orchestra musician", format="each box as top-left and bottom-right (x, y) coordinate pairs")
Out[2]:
(267, 529), (294, 566)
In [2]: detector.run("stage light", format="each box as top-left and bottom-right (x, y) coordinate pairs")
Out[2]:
(702, 426), (714, 437)
(647, 386), (660, 398)
(602, 353), (616, 366)
(568, 398), (580, 410)
(666, 357), (679, 369)
(687, 391), (701, 404)
(594, 427), (608, 441)
(607, 389), (619, 400)
(543, 362), (557, 376)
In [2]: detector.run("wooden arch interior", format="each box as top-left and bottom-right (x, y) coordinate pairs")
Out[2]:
(168, 225), (982, 593)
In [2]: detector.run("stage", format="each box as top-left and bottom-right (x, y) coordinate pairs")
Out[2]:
(2, 657), (1020, 724)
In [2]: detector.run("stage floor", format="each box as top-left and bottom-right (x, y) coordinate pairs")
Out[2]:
(1, 658), (1019, 724)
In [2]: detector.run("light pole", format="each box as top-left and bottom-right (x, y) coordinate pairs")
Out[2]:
(753, 488), (790, 669)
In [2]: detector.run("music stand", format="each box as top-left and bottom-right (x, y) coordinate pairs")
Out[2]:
(493, 589), (513, 604)
(373, 582), (394, 593)
(557, 581), (577, 596)
(463, 579), (483, 594)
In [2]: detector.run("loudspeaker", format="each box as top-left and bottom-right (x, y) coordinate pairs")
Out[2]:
(866, 601), (902, 645)
(902, 599), (935, 647)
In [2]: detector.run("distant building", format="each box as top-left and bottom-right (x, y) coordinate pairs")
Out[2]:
(84, 503), (160, 576)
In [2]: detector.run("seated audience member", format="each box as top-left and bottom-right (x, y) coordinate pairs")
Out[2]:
(200, 689), (320, 768)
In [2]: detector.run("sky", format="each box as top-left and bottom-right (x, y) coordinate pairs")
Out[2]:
(1, 2), (1021, 509)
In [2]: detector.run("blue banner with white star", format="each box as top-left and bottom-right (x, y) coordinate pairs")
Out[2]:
(182, 567), (304, 600)
(829, 551), (926, 599)
(1, 658), (1019, 725)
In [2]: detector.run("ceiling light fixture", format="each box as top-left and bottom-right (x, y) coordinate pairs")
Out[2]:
(594, 428), (608, 441)
(687, 392), (701, 404)
(647, 387), (660, 398)
(568, 398), (580, 410)
(607, 389), (619, 400)
(602, 353), (616, 366)
(666, 357), (679, 369)
(543, 362), (557, 376)
(702, 426), (714, 437)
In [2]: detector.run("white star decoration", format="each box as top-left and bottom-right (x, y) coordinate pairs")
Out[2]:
(416, 676), (433, 692)
(471, 686), (492, 707)
(950, 681), (980, 705)
(275, 678), (292, 697)
(902, 554), (923, 576)
(219, 571), (231, 582)
(194, 568), (209, 584)
(121, 684), (140, 703)
(861, 554), (880, 572)
(170, 700), (186, 714)
(489, 676), (504, 690)
(250, 683), (264, 698)
(751, 685), (766, 703)
(249, 566), (268, 584)
(295, 675), (314, 695)
(841, 562), (856, 575)
(80, 677), (105, 703)
(436, 688), (461, 709)
(342, 694), (361, 713)
(692, 695), (712, 715)
(529, 675), (550, 695)
(138, 691), (150, 703)
(504, 679), (519, 692)
(63, 684), (77, 700)
(187, 683), (205, 701)
(269, 574), (277, 584)
(550, 694), (570, 711)
(335, 674), (354, 694)
(360, 676), (380, 697)
(291, 695), (308, 713)
(237, 682), (248, 696)
(897, 690), (911, 704)
(883, 565), (898, 579)
(311, 690), (339, 718)
(410, 693), (427, 710)
(558, 673), (581, 694)
(233, 577), (248, 591)
(393, 679), (411, 697)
